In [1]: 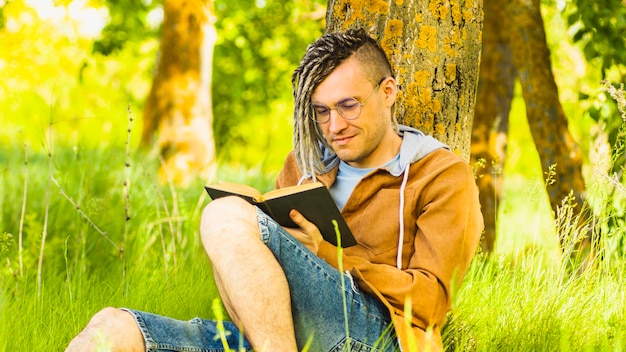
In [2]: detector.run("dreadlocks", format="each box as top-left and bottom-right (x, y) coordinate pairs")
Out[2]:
(291, 28), (394, 178)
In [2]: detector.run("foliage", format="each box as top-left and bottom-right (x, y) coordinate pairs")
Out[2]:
(211, 0), (325, 167)
(562, 0), (626, 174)
(0, 0), (155, 152)
(0, 1), (6, 29)
(92, 0), (161, 56)
(591, 82), (626, 260)
(565, 0), (626, 77)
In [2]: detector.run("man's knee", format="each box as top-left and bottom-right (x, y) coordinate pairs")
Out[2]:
(66, 307), (143, 352)
(88, 307), (133, 329)
(200, 196), (260, 251)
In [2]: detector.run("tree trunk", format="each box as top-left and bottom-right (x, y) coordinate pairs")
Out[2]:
(472, 0), (591, 255)
(507, 0), (589, 250)
(325, 0), (484, 159)
(470, 0), (515, 253)
(141, 0), (217, 186)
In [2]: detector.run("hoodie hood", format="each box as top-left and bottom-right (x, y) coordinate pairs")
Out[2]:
(316, 124), (449, 176)
(390, 125), (449, 176)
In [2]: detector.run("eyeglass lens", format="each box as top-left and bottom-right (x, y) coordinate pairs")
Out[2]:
(313, 98), (362, 122)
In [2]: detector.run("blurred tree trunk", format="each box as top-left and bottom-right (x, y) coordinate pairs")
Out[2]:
(141, 0), (217, 186)
(471, 0), (515, 253)
(472, 0), (590, 254)
(325, 0), (483, 160)
(508, 0), (588, 250)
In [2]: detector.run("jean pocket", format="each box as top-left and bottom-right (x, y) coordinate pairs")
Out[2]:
(329, 337), (379, 352)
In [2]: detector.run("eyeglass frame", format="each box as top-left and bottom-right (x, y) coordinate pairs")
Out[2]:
(310, 77), (387, 124)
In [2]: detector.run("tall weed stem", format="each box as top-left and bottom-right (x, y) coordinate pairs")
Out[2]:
(18, 138), (28, 277)
(36, 128), (53, 300)
(333, 220), (351, 348)
(50, 176), (121, 252)
(121, 106), (134, 280)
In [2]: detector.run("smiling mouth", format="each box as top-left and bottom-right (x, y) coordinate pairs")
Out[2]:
(332, 135), (354, 146)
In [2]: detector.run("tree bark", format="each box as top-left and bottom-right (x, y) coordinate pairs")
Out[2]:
(506, 0), (588, 249)
(472, 0), (590, 254)
(141, 0), (217, 186)
(470, 0), (515, 253)
(325, 0), (484, 160)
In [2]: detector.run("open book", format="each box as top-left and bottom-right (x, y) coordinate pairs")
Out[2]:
(204, 181), (357, 247)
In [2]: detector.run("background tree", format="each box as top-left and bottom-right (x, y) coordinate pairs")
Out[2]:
(325, 0), (483, 160)
(140, 0), (217, 186)
(470, 0), (513, 253)
(95, 0), (325, 179)
(471, 0), (589, 253)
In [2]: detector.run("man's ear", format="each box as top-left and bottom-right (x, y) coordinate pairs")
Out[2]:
(382, 77), (398, 107)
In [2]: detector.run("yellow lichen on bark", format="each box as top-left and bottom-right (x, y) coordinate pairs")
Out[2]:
(395, 66), (407, 81)
(416, 13), (423, 22)
(445, 63), (457, 83)
(462, 9), (474, 22)
(414, 70), (431, 87)
(403, 78), (442, 133)
(432, 98), (442, 113)
(333, 0), (367, 29)
(451, 27), (463, 46)
(415, 25), (437, 52)
(429, 0), (449, 20)
(461, 27), (468, 44)
(451, 0), (461, 23)
(443, 36), (457, 57)
(382, 19), (404, 63)
(365, 0), (390, 13)
(332, 1), (346, 18)
(435, 122), (446, 135)
(395, 0), (404, 6)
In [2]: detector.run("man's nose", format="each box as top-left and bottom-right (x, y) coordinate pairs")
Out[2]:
(327, 109), (348, 132)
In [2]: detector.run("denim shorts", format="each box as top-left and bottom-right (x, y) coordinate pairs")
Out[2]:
(123, 208), (398, 351)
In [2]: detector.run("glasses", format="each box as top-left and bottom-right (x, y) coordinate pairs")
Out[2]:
(311, 77), (386, 124)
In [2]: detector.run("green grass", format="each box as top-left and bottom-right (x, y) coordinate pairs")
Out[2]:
(1, 129), (625, 351)
(0, 143), (249, 351)
(445, 249), (626, 351)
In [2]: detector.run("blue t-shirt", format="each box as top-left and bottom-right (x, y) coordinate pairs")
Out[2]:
(329, 154), (400, 210)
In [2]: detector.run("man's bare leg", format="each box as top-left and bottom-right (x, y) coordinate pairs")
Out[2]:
(65, 307), (145, 352)
(201, 197), (298, 351)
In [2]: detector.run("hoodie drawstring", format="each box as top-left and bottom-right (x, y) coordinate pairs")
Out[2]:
(396, 166), (410, 269)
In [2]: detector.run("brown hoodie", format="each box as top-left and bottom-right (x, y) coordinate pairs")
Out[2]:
(275, 127), (483, 351)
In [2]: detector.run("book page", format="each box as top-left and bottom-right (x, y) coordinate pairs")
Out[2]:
(206, 182), (263, 200)
(263, 182), (325, 200)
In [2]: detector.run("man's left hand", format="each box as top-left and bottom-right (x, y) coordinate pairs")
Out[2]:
(284, 209), (323, 254)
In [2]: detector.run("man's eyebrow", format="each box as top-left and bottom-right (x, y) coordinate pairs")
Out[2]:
(312, 96), (359, 105)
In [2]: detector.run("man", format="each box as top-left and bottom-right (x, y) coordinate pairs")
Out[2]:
(66, 28), (483, 352)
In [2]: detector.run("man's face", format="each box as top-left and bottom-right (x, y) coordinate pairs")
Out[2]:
(311, 57), (399, 168)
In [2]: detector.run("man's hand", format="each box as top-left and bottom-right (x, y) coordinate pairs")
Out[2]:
(284, 209), (324, 254)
